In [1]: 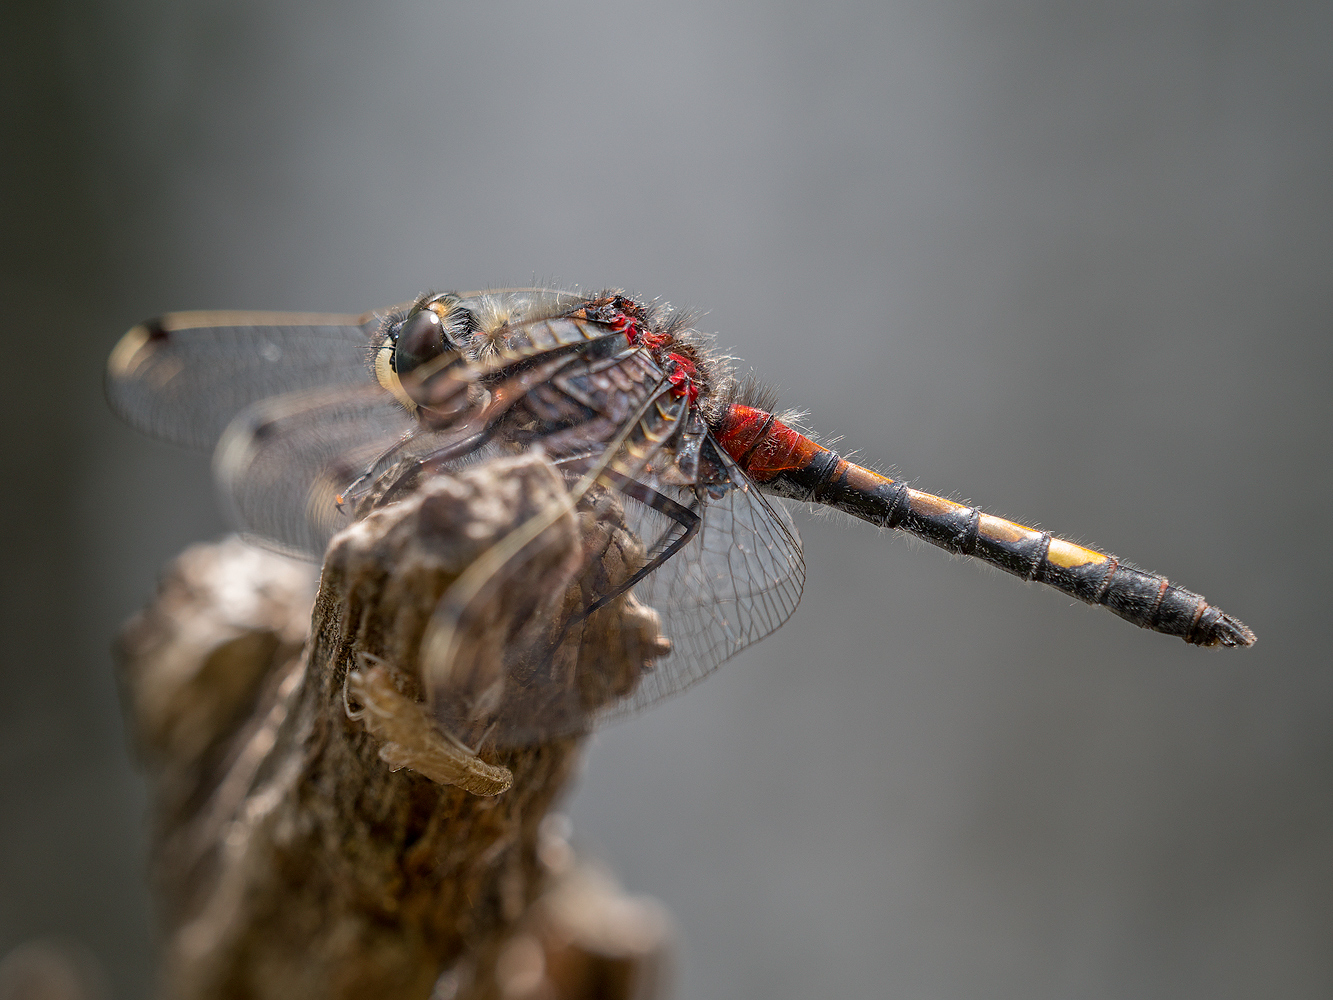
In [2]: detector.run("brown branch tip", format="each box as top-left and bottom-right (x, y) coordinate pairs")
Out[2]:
(115, 452), (674, 1000)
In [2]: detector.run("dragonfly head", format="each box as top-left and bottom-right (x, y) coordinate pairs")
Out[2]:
(375, 294), (480, 411)
(393, 308), (447, 378)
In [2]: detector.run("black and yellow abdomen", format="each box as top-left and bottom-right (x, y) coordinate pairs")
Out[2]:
(713, 404), (1255, 648)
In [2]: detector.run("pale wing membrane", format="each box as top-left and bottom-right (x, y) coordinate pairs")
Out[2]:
(593, 455), (805, 725)
(424, 418), (805, 748)
(211, 344), (577, 559)
(214, 382), (416, 558)
(420, 381), (688, 746)
(106, 311), (380, 449)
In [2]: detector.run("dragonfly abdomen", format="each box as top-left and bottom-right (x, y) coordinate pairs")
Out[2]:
(712, 404), (1255, 648)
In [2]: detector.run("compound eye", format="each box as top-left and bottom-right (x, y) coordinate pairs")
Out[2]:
(394, 309), (445, 376)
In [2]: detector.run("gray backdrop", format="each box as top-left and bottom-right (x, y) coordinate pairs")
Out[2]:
(3, 2), (1330, 998)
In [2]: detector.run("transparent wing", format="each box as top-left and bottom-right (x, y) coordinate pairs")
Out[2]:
(106, 310), (383, 449)
(213, 381), (417, 558)
(422, 423), (806, 748)
(209, 339), (594, 559)
(602, 458), (805, 722)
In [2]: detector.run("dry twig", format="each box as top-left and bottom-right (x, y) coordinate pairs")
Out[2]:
(117, 453), (671, 1000)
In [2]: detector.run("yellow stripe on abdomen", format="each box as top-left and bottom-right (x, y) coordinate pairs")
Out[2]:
(1044, 537), (1111, 570)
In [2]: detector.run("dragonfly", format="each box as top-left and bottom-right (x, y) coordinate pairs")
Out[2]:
(107, 287), (1255, 748)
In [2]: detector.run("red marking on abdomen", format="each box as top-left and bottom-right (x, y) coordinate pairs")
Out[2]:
(714, 404), (828, 482)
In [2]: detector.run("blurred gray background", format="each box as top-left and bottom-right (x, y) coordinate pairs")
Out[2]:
(3, 1), (1330, 998)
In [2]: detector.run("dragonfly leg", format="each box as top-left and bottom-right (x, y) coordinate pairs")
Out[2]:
(577, 475), (701, 619)
(349, 353), (586, 511)
(336, 434), (418, 510)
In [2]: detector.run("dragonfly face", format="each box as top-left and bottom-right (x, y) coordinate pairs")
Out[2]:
(107, 287), (1254, 747)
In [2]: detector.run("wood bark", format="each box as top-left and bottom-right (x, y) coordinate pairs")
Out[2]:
(116, 453), (671, 1000)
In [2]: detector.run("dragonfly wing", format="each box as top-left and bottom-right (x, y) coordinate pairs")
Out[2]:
(210, 336), (596, 560)
(214, 382), (417, 558)
(416, 377), (686, 744)
(106, 310), (382, 449)
(600, 454), (805, 723)
(418, 399), (805, 747)
(210, 311), (637, 559)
